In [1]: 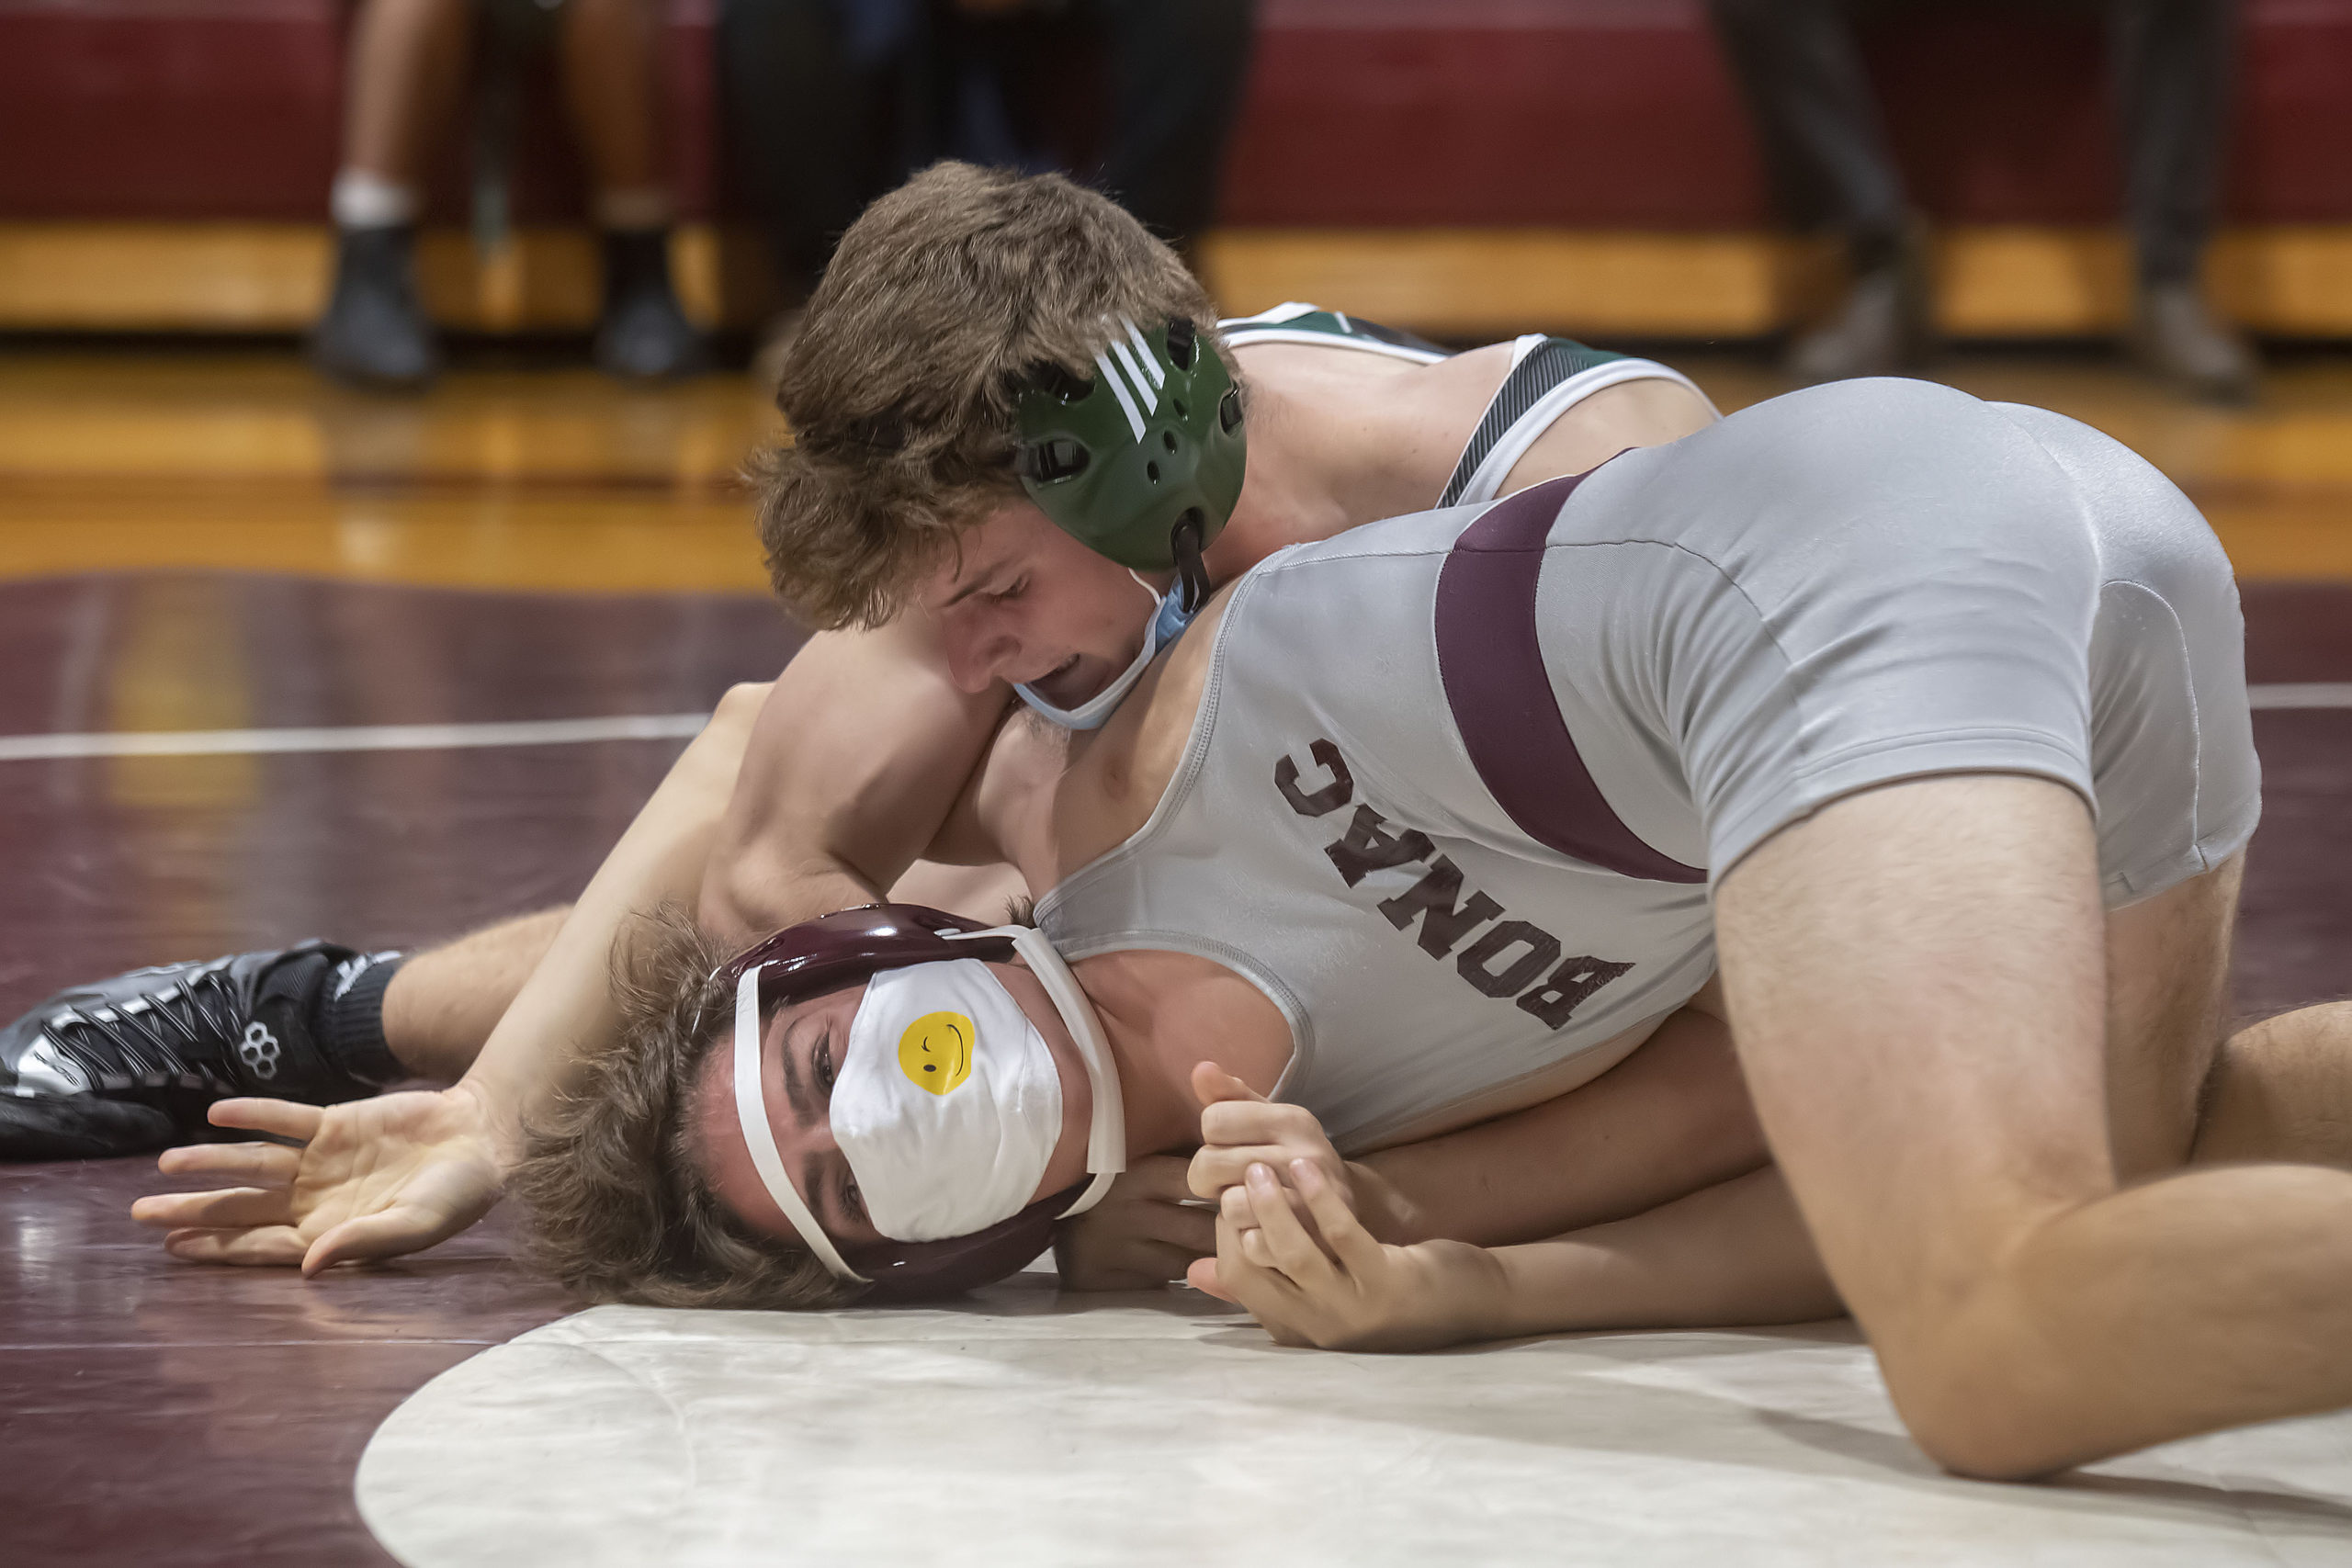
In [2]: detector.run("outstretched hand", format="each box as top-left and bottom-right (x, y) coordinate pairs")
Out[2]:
(130, 1086), (505, 1275)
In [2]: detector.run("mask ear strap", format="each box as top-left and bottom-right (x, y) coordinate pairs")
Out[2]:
(946, 926), (1126, 1218)
(732, 967), (869, 1284)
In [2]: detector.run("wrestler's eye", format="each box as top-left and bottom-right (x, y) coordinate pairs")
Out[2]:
(844, 1178), (868, 1226)
(990, 577), (1027, 605)
(815, 1035), (837, 1098)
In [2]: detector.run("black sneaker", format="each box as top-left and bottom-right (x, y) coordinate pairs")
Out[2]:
(593, 229), (710, 380)
(2128, 280), (2260, 406)
(0, 942), (393, 1161)
(311, 224), (442, 389)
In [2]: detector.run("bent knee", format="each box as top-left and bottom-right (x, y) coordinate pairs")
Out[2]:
(1878, 1344), (2070, 1480)
(1871, 1285), (2098, 1480)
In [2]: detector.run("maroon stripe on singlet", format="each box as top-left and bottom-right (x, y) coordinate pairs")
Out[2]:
(1434, 469), (1708, 885)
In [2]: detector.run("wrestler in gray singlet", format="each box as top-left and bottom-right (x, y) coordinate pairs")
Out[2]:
(1037, 378), (2258, 1152)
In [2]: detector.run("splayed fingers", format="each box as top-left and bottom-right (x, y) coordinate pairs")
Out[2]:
(133, 1184), (298, 1232)
(156, 1140), (303, 1184)
(164, 1224), (312, 1268)
(205, 1097), (325, 1142)
(132, 1087), (506, 1272)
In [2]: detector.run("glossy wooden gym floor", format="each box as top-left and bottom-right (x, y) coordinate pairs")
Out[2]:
(3, 343), (2350, 1566)
(8, 343), (2352, 585)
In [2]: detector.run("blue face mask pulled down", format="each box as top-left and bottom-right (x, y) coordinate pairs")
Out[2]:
(1013, 577), (1197, 730)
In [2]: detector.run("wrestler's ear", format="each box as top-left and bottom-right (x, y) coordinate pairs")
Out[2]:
(1191, 1061), (1268, 1109)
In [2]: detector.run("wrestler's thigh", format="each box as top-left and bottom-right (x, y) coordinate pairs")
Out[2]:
(2194, 998), (2352, 1168)
(2102, 852), (2243, 1179)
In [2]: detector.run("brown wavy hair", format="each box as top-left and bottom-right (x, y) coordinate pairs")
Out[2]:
(510, 908), (856, 1310)
(751, 161), (1221, 630)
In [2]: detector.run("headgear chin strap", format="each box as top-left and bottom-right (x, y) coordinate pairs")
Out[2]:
(725, 908), (1125, 1295)
(732, 966), (864, 1282)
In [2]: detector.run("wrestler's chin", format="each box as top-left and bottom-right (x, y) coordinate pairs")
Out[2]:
(1023, 655), (1109, 709)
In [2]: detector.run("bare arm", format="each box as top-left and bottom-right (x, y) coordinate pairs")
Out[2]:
(1187, 1019), (1845, 1342)
(1182, 1000), (1769, 1253)
(135, 682), (773, 1268)
(1207, 1156), (1839, 1352)
(697, 619), (1013, 946)
(460, 679), (770, 1156)
(1474, 1166), (1838, 1333)
(464, 616), (1036, 1135)
(1352, 1004), (1765, 1247)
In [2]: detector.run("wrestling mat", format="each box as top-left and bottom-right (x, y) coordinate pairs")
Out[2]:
(356, 1268), (2352, 1567)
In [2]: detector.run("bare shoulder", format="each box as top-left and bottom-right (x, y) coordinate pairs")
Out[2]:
(1229, 337), (1429, 384)
(1498, 376), (1720, 492)
(1231, 340), (1525, 521)
(1084, 945), (1295, 1100)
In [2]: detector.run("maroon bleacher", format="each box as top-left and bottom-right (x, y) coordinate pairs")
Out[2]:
(1, 0), (2347, 228)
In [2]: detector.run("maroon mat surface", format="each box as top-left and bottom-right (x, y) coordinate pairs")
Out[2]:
(0, 574), (799, 1568)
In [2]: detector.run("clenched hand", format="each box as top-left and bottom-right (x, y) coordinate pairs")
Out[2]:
(1053, 1154), (1216, 1290)
(1193, 1157), (1503, 1353)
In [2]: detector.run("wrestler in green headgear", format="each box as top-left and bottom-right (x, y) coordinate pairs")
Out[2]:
(1012, 316), (1247, 611)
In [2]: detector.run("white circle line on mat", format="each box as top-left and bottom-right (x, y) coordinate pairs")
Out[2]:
(4, 682), (2349, 763)
(0, 713), (711, 761)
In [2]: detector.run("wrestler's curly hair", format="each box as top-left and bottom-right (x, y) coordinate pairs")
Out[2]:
(750, 160), (1225, 631)
(509, 907), (856, 1311)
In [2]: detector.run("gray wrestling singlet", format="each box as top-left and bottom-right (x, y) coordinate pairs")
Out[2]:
(1039, 379), (2258, 1151)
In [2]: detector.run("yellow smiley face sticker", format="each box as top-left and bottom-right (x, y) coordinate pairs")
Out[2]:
(897, 1011), (975, 1095)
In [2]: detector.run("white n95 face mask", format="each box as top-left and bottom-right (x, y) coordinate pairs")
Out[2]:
(831, 959), (1063, 1242)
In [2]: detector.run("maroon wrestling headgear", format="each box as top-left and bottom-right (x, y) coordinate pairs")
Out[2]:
(715, 904), (1114, 1304)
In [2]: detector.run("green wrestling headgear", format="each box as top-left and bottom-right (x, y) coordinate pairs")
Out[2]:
(1012, 316), (1246, 612)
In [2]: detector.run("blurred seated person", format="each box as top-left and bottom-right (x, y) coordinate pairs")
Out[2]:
(1707, 0), (2258, 402)
(316, 0), (707, 388)
(922, 0), (1254, 254)
(718, 0), (1253, 383)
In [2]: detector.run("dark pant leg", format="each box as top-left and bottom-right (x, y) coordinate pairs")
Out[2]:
(1082, 0), (1256, 249)
(717, 0), (905, 299)
(1704, 0), (1909, 258)
(2107, 0), (2238, 285)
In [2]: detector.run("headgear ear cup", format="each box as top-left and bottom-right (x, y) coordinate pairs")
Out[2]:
(1013, 317), (1247, 600)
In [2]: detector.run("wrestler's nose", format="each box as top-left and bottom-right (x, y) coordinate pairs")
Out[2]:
(942, 614), (1019, 694)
